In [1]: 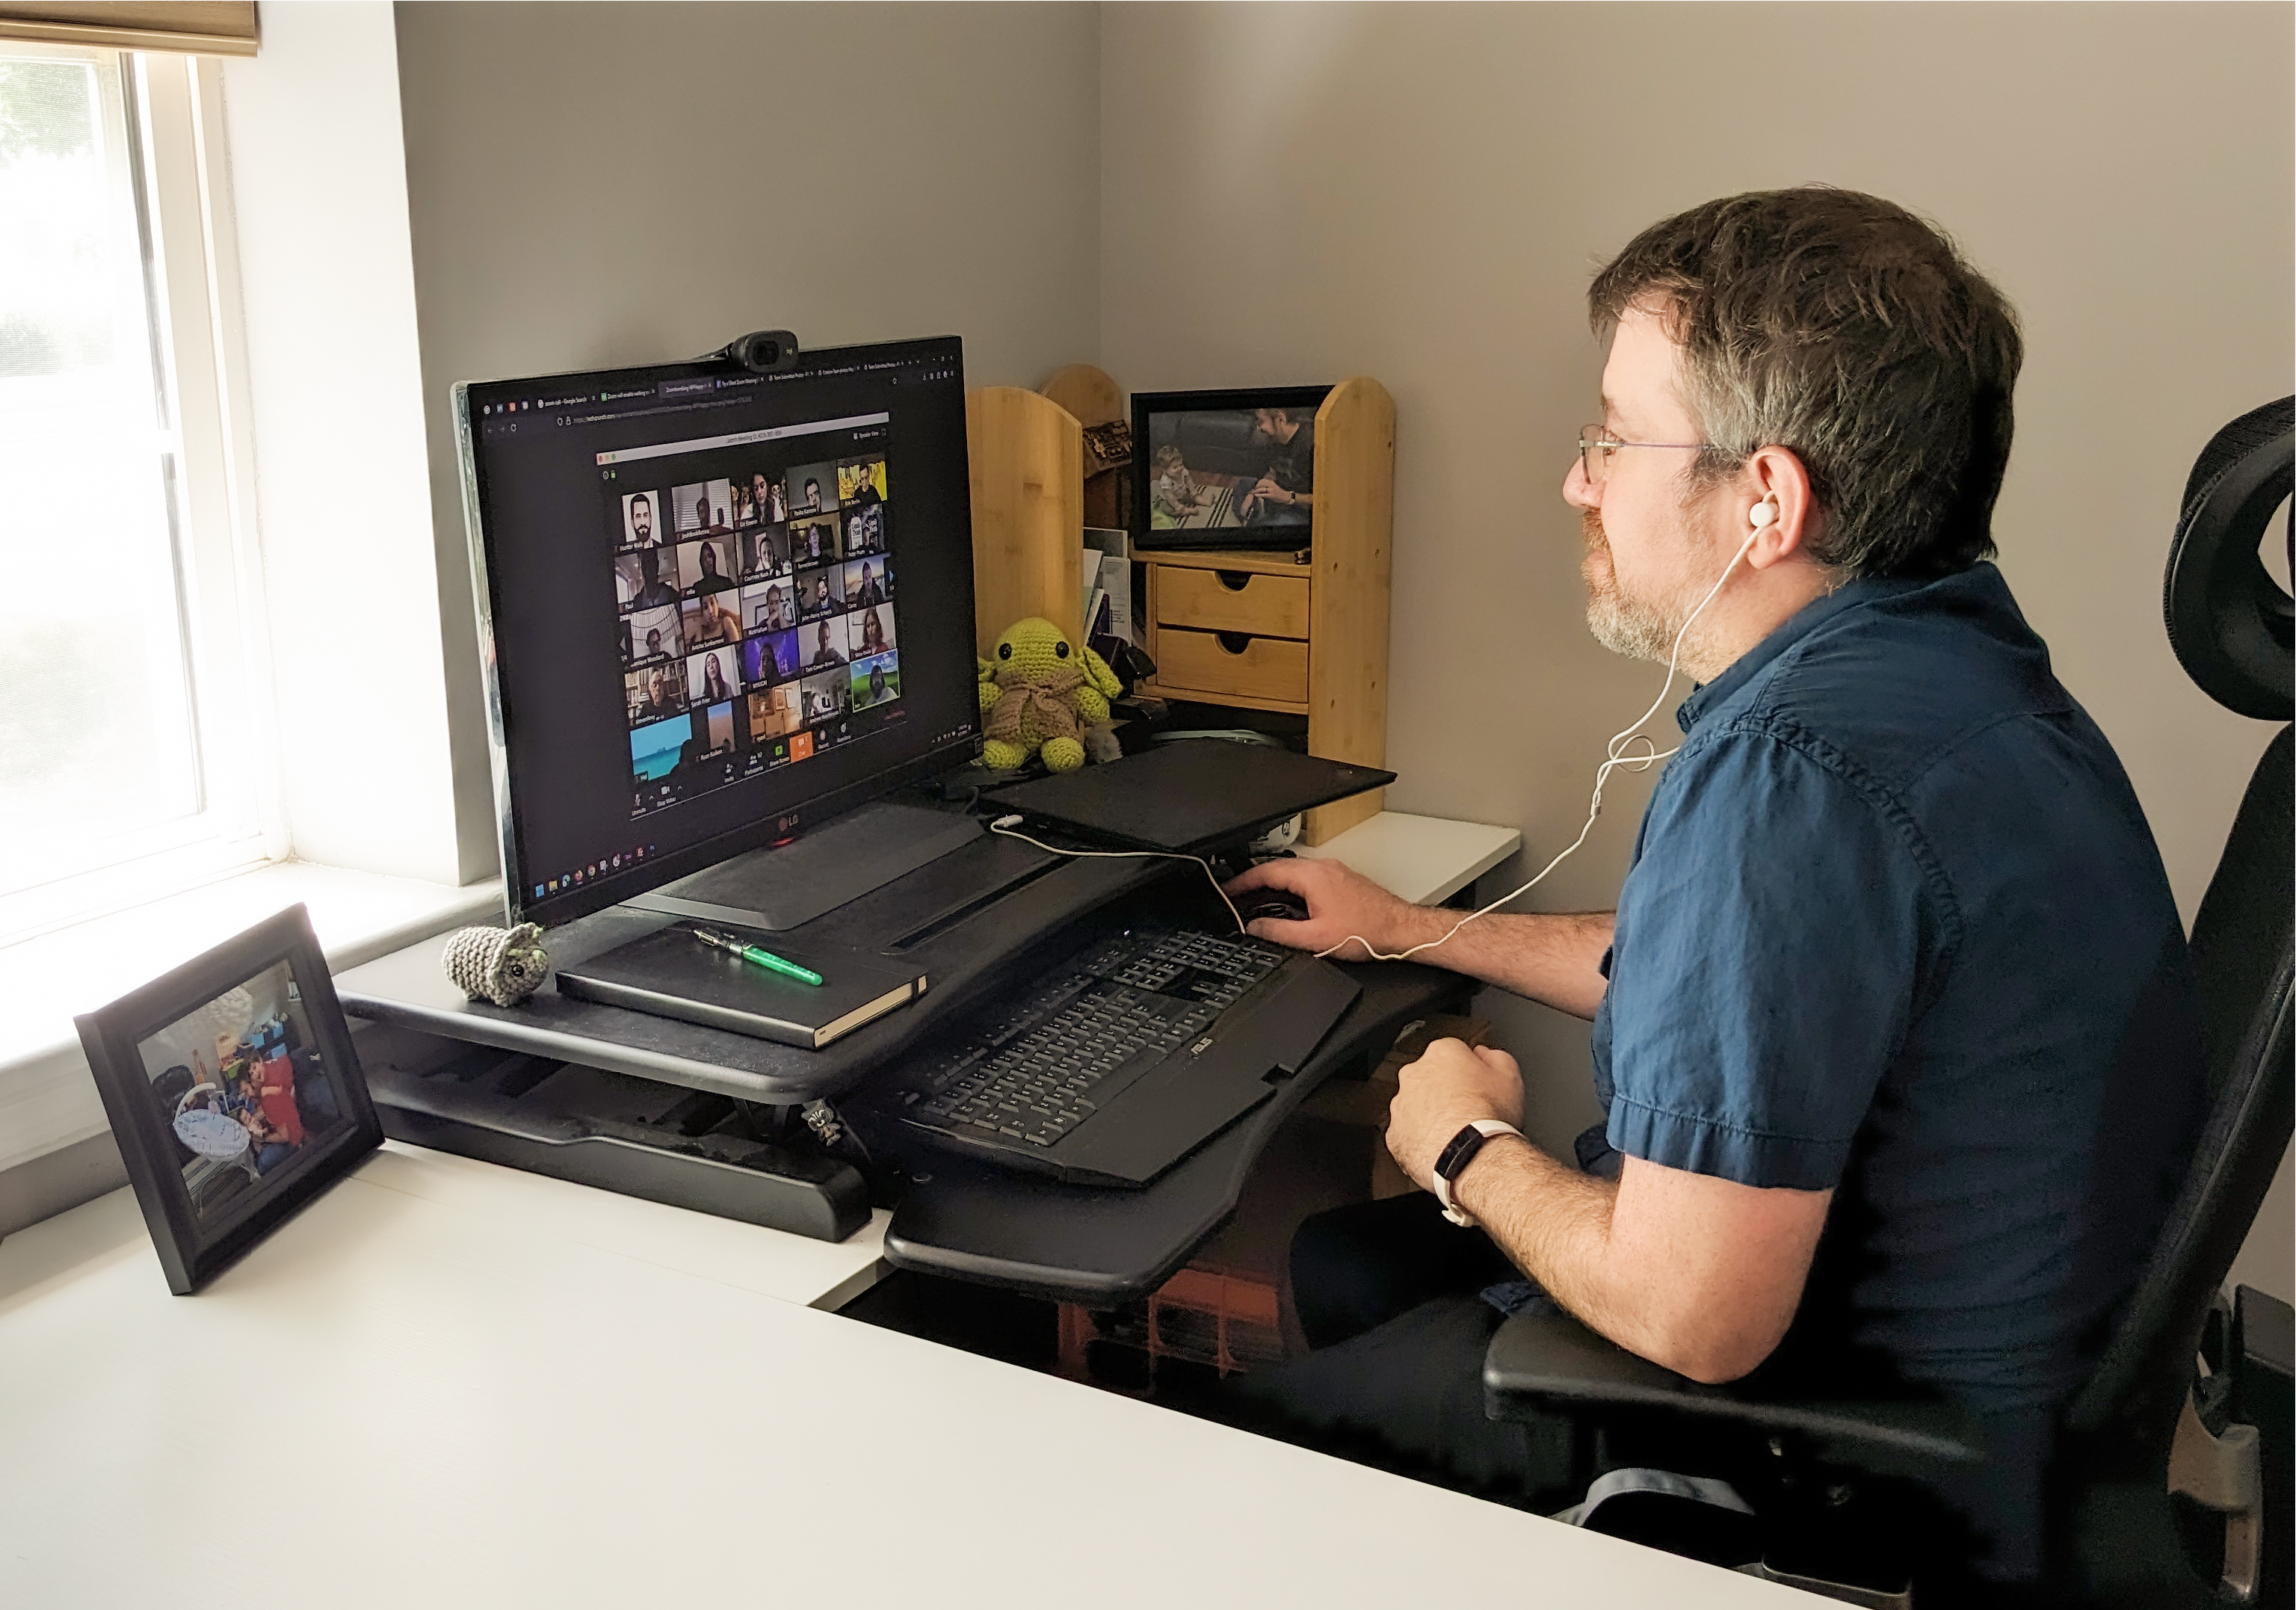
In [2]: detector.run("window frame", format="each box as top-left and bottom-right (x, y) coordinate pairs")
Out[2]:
(0, 46), (283, 949)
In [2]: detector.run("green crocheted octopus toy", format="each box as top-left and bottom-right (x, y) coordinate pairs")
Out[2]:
(977, 616), (1123, 772)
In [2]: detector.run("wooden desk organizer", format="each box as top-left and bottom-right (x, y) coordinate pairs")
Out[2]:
(968, 370), (1394, 846)
(966, 384), (1085, 655)
(1141, 377), (1393, 844)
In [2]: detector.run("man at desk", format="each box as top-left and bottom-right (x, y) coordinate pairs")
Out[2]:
(1225, 188), (2203, 1587)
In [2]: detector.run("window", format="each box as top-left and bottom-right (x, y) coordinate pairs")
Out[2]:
(0, 47), (274, 945)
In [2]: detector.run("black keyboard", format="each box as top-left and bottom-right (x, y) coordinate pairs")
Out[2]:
(869, 924), (1360, 1186)
(911, 929), (1279, 1140)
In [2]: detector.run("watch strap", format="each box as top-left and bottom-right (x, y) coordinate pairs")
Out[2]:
(1433, 1119), (1522, 1226)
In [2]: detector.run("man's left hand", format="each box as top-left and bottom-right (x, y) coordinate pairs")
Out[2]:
(1252, 476), (1290, 505)
(1386, 1038), (1525, 1190)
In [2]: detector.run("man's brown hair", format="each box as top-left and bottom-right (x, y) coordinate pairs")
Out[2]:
(1590, 188), (2022, 579)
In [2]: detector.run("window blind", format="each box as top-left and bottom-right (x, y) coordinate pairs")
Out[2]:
(0, 2), (256, 57)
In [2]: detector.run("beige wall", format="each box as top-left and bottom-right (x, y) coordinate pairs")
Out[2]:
(1102, 2), (2292, 1293)
(391, 1), (1102, 880)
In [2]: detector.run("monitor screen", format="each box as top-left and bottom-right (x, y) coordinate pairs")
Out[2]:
(459, 336), (980, 928)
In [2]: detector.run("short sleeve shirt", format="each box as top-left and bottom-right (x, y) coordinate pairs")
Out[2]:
(1586, 563), (2203, 1413)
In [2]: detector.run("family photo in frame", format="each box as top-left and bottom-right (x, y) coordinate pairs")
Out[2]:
(74, 904), (384, 1295)
(1132, 384), (1332, 552)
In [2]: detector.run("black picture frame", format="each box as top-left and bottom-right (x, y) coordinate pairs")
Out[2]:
(1132, 384), (1332, 552)
(72, 904), (383, 1295)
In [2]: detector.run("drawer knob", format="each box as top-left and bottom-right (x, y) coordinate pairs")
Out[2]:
(1215, 570), (1253, 592)
(1216, 632), (1253, 656)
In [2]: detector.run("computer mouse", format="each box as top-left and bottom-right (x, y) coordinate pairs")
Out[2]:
(1238, 890), (1311, 925)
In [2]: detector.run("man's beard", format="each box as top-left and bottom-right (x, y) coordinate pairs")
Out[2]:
(1580, 509), (1687, 664)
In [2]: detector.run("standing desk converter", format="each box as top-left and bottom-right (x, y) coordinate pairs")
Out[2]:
(336, 821), (1478, 1304)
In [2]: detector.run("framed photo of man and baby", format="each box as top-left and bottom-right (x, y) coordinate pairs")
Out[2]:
(75, 904), (384, 1293)
(1132, 384), (1332, 552)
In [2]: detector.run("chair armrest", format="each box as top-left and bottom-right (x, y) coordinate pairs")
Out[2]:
(1483, 1310), (1990, 1472)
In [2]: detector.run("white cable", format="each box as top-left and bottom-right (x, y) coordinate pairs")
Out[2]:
(987, 818), (1249, 936)
(1313, 522), (1765, 964)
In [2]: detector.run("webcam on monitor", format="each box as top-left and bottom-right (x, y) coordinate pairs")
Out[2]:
(708, 329), (800, 375)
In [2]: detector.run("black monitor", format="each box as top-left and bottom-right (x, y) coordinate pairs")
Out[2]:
(457, 336), (981, 930)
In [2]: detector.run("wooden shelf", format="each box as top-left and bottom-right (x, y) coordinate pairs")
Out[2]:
(968, 368), (1394, 847)
(1139, 548), (1312, 577)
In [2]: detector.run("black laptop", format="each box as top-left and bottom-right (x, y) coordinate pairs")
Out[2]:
(980, 741), (1393, 854)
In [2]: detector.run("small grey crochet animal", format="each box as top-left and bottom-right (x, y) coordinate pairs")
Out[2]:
(441, 923), (549, 1007)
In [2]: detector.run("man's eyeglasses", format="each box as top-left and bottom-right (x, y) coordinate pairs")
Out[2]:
(1578, 425), (1724, 485)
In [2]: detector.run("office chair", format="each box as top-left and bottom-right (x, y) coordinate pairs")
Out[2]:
(1483, 398), (2295, 1606)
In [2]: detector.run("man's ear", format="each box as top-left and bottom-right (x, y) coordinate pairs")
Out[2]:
(1741, 446), (1821, 570)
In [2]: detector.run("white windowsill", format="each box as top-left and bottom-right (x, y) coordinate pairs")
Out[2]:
(0, 860), (502, 1172)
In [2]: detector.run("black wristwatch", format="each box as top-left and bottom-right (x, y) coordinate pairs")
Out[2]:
(1433, 1119), (1522, 1227)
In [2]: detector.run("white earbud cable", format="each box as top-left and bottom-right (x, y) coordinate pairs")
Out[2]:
(986, 818), (1249, 935)
(1312, 515), (1767, 964)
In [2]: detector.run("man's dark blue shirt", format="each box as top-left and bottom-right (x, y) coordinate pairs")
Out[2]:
(1581, 561), (2203, 1416)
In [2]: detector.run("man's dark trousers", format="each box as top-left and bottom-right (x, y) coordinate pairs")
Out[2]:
(1214, 1193), (1578, 1507)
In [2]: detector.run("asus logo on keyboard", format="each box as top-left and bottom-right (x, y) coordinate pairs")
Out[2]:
(1190, 1036), (1215, 1056)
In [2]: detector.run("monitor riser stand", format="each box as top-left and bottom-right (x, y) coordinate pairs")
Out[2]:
(363, 1040), (873, 1244)
(620, 799), (982, 932)
(363, 801), (987, 1245)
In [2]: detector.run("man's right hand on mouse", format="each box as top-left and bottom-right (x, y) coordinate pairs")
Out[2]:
(1223, 858), (1413, 958)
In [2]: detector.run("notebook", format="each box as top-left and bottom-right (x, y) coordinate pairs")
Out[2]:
(980, 741), (1394, 854)
(556, 925), (925, 1049)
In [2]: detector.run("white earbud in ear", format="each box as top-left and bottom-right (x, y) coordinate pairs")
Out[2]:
(1750, 498), (1777, 529)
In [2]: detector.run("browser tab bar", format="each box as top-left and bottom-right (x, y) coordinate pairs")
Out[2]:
(595, 411), (892, 466)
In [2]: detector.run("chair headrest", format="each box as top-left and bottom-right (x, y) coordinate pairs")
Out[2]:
(2164, 398), (2293, 721)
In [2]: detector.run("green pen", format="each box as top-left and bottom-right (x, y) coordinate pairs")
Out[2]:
(691, 925), (824, 987)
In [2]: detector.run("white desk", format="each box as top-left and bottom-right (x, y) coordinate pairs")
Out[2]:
(354, 1140), (889, 1309)
(0, 1150), (1799, 1607)
(1300, 810), (1522, 906)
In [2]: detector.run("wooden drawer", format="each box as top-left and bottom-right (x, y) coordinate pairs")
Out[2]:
(1154, 566), (1311, 639)
(1152, 627), (1309, 706)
